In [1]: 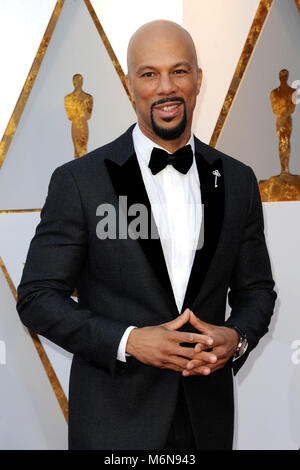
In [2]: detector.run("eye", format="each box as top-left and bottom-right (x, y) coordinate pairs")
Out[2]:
(141, 71), (155, 78)
(174, 69), (187, 75)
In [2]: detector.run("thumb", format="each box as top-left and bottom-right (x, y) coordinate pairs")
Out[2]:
(188, 310), (211, 334)
(164, 308), (190, 331)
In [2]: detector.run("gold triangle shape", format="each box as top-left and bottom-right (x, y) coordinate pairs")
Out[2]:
(209, 0), (273, 148)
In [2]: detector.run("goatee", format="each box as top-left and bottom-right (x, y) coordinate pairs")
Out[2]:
(150, 97), (187, 141)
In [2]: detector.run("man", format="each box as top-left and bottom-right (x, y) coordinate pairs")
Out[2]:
(17, 20), (276, 450)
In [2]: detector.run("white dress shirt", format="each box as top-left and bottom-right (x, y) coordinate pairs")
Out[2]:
(117, 124), (202, 362)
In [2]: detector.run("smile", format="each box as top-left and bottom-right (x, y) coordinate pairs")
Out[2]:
(160, 104), (178, 111)
(154, 102), (182, 118)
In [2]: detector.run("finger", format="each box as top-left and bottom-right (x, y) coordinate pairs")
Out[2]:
(188, 311), (212, 334)
(175, 346), (197, 360)
(194, 341), (216, 353)
(182, 366), (211, 377)
(197, 344), (227, 359)
(164, 355), (189, 372)
(188, 351), (218, 365)
(163, 309), (190, 331)
(185, 355), (217, 371)
(172, 330), (213, 347)
(183, 358), (227, 376)
(169, 343), (215, 362)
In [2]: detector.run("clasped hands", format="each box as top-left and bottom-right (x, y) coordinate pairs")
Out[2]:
(126, 309), (239, 376)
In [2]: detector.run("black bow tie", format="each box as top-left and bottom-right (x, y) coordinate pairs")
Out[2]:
(148, 145), (193, 175)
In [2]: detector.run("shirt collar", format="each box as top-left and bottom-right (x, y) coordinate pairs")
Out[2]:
(132, 123), (195, 166)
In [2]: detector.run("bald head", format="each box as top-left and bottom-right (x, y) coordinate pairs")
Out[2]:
(127, 20), (199, 75)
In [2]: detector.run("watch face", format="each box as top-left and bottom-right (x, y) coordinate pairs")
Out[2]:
(232, 337), (248, 361)
(239, 339), (248, 357)
(229, 326), (248, 360)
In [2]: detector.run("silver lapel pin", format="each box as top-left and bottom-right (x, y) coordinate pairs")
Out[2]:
(212, 169), (221, 188)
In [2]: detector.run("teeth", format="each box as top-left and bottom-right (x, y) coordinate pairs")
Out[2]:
(161, 104), (178, 111)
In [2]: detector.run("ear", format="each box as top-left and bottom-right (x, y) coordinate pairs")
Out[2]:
(125, 74), (134, 103)
(196, 68), (203, 95)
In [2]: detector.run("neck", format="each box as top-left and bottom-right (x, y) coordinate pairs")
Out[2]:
(138, 121), (192, 153)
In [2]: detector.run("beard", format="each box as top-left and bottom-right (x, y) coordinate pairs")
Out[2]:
(150, 97), (187, 141)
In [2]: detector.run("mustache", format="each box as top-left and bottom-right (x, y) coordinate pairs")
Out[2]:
(151, 97), (185, 110)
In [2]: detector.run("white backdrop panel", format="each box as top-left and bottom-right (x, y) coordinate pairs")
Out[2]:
(0, 0), (56, 140)
(0, 212), (72, 398)
(234, 202), (300, 450)
(183, 0), (260, 144)
(90, 0), (183, 73)
(0, 212), (40, 286)
(0, 0), (136, 210)
(0, 266), (67, 449)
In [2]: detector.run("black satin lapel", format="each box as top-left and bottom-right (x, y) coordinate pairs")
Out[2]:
(105, 155), (176, 306)
(182, 153), (224, 311)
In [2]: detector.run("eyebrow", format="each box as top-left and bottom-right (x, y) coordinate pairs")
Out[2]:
(136, 65), (156, 74)
(173, 61), (193, 69)
(136, 61), (193, 74)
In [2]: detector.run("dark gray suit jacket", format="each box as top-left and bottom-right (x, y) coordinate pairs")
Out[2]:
(17, 125), (276, 450)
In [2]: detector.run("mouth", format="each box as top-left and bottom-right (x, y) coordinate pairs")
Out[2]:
(153, 101), (183, 120)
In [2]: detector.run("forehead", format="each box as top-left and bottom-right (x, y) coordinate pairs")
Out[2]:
(128, 28), (196, 71)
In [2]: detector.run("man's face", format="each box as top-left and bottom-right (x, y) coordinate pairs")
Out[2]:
(126, 26), (202, 145)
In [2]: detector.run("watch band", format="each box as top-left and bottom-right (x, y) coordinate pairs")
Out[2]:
(226, 325), (248, 361)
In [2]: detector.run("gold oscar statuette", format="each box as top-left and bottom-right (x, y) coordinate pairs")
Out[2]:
(64, 74), (93, 159)
(259, 69), (300, 202)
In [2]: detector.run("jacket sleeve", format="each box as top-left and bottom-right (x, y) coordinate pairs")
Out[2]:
(225, 166), (277, 374)
(16, 165), (129, 375)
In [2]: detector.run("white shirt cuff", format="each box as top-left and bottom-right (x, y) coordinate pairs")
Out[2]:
(117, 326), (137, 362)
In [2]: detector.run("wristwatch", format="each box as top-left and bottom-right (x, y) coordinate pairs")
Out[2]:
(227, 325), (248, 362)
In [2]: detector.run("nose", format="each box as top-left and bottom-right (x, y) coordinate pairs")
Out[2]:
(156, 73), (178, 95)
